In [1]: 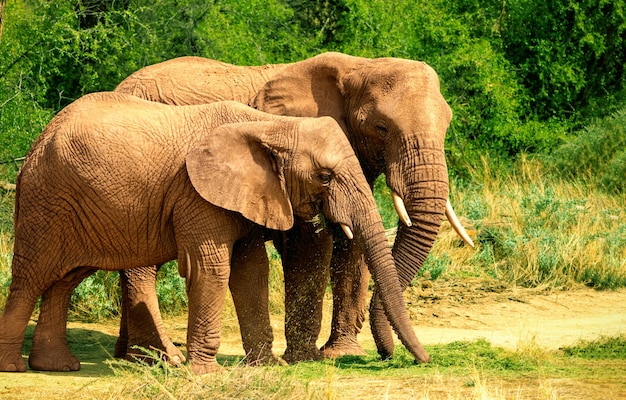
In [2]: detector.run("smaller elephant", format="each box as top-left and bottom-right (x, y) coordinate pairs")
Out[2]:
(0, 92), (430, 374)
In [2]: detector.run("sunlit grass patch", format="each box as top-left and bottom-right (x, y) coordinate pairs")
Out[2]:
(428, 155), (626, 290)
(99, 336), (626, 399)
(106, 354), (315, 400)
(561, 335), (626, 360)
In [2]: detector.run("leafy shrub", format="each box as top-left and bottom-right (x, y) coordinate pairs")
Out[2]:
(500, 0), (626, 122)
(155, 262), (187, 317)
(551, 107), (626, 193)
(70, 270), (121, 321)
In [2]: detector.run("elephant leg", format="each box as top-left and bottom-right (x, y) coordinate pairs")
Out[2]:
(29, 267), (95, 371)
(173, 203), (239, 374)
(115, 269), (129, 358)
(180, 247), (231, 374)
(321, 231), (369, 358)
(118, 265), (185, 365)
(229, 231), (282, 366)
(0, 275), (41, 372)
(276, 221), (333, 364)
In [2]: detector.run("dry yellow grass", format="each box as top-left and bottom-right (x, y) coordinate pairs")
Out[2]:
(434, 155), (626, 289)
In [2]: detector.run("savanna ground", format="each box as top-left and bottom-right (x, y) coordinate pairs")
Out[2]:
(1, 276), (625, 400)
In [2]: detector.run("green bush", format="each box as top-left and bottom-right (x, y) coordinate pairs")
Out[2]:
(500, 0), (626, 122)
(70, 270), (121, 321)
(551, 107), (626, 193)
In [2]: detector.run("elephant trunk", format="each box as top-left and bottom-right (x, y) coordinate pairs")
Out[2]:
(334, 169), (431, 363)
(356, 214), (431, 363)
(372, 135), (449, 359)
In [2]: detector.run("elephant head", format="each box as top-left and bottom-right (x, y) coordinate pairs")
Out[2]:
(250, 52), (466, 356)
(185, 115), (431, 363)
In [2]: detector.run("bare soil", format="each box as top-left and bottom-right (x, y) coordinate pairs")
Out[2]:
(1, 280), (625, 399)
(401, 278), (626, 351)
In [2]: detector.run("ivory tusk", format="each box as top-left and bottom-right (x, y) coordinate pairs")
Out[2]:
(392, 191), (412, 227)
(445, 199), (475, 248)
(340, 223), (354, 240)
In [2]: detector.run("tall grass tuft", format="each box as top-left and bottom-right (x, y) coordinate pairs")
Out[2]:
(430, 155), (626, 289)
(106, 356), (317, 400)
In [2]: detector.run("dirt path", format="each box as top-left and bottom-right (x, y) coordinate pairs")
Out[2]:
(400, 280), (626, 351)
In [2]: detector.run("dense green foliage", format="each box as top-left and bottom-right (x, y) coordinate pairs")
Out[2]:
(2, 0), (626, 168)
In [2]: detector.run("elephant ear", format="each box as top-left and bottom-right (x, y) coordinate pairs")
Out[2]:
(185, 123), (294, 231)
(250, 52), (361, 121)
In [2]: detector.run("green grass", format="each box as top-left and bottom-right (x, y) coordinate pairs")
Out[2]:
(561, 335), (626, 360)
(95, 336), (626, 399)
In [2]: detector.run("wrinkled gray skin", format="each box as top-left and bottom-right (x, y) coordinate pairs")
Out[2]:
(114, 52), (457, 362)
(0, 93), (430, 374)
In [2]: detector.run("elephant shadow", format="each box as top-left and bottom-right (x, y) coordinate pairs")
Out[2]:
(21, 323), (245, 376)
(21, 323), (119, 376)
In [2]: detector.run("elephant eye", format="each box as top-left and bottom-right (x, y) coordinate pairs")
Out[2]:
(318, 170), (332, 186)
(375, 123), (389, 137)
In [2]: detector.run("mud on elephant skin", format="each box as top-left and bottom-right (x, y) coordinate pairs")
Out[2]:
(0, 92), (430, 374)
(114, 52), (474, 362)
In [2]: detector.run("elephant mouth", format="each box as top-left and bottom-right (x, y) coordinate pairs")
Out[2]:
(297, 202), (322, 222)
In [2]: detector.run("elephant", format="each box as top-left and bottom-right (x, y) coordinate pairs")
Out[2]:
(113, 52), (474, 362)
(0, 92), (432, 374)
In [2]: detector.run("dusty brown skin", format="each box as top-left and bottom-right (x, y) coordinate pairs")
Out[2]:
(0, 93), (430, 374)
(115, 52), (453, 362)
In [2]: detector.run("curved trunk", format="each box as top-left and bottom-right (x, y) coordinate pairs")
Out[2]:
(351, 205), (431, 363)
(369, 214), (444, 359)
(372, 137), (449, 359)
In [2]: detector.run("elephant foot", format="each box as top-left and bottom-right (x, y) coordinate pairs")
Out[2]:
(245, 347), (287, 367)
(189, 360), (224, 375)
(114, 335), (128, 358)
(125, 340), (186, 366)
(282, 344), (323, 364)
(0, 343), (27, 372)
(378, 349), (394, 360)
(321, 335), (367, 359)
(29, 343), (80, 372)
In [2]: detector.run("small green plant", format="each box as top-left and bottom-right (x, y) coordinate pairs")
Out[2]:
(70, 270), (122, 322)
(155, 262), (188, 317)
(561, 335), (626, 360)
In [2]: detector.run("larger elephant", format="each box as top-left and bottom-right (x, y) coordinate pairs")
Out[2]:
(114, 52), (473, 362)
(0, 93), (431, 374)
